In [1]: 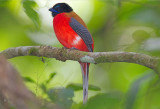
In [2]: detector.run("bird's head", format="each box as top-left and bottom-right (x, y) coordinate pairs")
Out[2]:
(49, 3), (73, 17)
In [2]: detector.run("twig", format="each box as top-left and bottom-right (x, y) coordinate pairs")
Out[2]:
(0, 56), (63, 109)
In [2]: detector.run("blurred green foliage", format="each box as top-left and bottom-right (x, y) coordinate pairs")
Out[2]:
(23, 0), (41, 29)
(67, 83), (101, 91)
(0, 0), (160, 109)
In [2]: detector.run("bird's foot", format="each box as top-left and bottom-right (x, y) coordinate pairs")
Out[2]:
(62, 47), (67, 49)
(62, 47), (78, 51)
(70, 47), (78, 50)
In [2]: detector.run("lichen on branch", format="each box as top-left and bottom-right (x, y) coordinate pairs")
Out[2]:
(0, 46), (160, 72)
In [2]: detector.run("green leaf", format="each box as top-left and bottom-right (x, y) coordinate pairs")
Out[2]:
(66, 83), (101, 91)
(132, 30), (150, 43)
(47, 87), (74, 109)
(125, 71), (155, 109)
(40, 83), (47, 93)
(23, 76), (35, 83)
(88, 84), (101, 91)
(22, 0), (40, 29)
(46, 73), (56, 84)
(80, 92), (122, 109)
(66, 83), (82, 91)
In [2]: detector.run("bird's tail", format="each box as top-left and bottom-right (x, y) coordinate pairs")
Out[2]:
(80, 62), (90, 104)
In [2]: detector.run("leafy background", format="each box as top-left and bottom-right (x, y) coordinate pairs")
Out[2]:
(0, 0), (160, 109)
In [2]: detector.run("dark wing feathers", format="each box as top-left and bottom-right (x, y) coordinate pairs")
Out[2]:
(69, 18), (93, 52)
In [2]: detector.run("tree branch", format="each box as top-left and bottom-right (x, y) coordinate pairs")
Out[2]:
(0, 46), (159, 72)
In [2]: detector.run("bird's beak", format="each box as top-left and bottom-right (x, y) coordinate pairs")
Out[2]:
(49, 8), (54, 12)
(49, 8), (59, 13)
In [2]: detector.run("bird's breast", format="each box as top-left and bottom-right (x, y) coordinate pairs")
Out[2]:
(53, 13), (89, 51)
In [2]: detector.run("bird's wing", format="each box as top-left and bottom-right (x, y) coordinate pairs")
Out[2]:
(69, 18), (93, 52)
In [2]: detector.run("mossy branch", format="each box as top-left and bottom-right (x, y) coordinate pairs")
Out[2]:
(0, 46), (160, 72)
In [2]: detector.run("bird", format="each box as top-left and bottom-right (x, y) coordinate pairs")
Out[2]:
(49, 3), (94, 104)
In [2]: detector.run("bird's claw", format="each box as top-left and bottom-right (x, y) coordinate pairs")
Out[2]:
(70, 47), (78, 50)
(62, 47), (78, 51)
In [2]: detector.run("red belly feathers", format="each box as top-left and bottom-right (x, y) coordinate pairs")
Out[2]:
(53, 13), (92, 52)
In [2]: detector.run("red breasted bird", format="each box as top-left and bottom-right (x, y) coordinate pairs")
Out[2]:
(49, 3), (94, 104)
